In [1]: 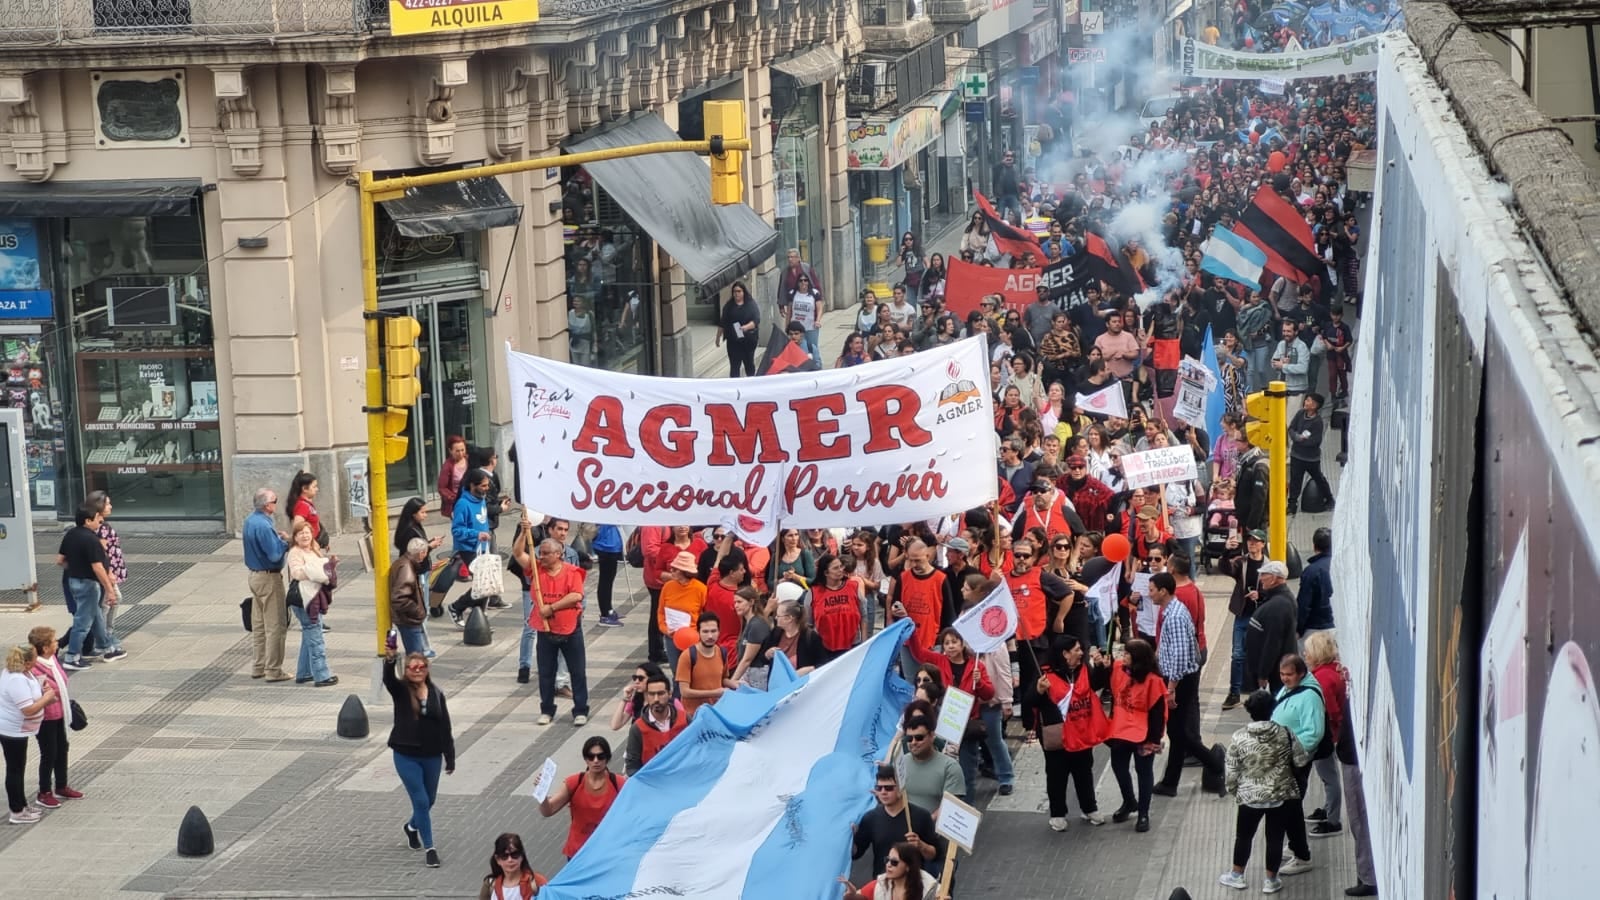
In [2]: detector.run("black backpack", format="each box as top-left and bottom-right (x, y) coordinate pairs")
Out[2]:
(1281, 684), (1335, 760)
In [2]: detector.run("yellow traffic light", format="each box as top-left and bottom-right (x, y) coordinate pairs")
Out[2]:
(382, 409), (410, 465)
(1244, 381), (1289, 557)
(383, 316), (423, 408)
(1244, 389), (1283, 452)
(704, 99), (746, 206)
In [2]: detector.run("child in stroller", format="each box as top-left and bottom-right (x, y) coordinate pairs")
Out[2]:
(1201, 478), (1238, 573)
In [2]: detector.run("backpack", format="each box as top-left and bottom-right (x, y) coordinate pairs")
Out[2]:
(1281, 684), (1334, 760)
(624, 528), (644, 568)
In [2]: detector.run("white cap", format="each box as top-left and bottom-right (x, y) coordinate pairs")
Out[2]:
(775, 582), (806, 603)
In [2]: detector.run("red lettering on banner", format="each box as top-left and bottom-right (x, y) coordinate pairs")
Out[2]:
(705, 402), (789, 466)
(787, 458), (950, 513)
(858, 386), (933, 454)
(571, 396), (634, 458)
(790, 394), (852, 461)
(640, 404), (695, 468)
(572, 459), (774, 515)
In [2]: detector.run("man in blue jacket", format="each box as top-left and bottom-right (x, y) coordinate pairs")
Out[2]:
(446, 469), (493, 625)
(1296, 527), (1335, 640)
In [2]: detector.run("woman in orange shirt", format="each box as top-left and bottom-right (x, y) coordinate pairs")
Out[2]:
(537, 736), (626, 860)
(1094, 638), (1166, 834)
(657, 551), (707, 678)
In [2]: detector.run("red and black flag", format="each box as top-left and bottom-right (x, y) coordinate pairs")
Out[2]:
(974, 190), (1042, 260)
(1081, 230), (1146, 298)
(1235, 184), (1322, 285)
(757, 324), (820, 376)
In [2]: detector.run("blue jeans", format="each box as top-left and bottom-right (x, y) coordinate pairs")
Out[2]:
(519, 592), (536, 670)
(1088, 600), (1108, 650)
(393, 750), (442, 849)
(536, 627), (589, 717)
(64, 578), (117, 661)
(958, 704), (1015, 795)
(292, 606), (332, 683)
(397, 625), (427, 656)
(1229, 614), (1250, 696)
(804, 328), (822, 366)
(1248, 345), (1273, 392)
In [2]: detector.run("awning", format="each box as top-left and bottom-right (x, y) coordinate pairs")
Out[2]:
(772, 45), (845, 88)
(1166, 0), (1194, 22)
(566, 116), (780, 298)
(0, 178), (199, 217)
(380, 176), (523, 238)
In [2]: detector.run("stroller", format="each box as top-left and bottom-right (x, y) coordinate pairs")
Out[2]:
(1200, 497), (1239, 574)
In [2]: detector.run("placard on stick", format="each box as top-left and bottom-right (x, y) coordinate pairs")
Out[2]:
(935, 687), (976, 757)
(934, 792), (983, 853)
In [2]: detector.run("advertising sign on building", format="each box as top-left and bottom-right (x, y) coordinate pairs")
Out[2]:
(388, 0), (538, 36)
(846, 93), (952, 170)
(0, 220), (51, 320)
(1081, 10), (1104, 34)
(505, 337), (997, 528)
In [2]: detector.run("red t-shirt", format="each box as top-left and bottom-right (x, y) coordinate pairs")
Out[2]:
(1174, 582), (1207, 652)
(532, 562), (586, 635)
(704, 578), (740, 662)
(561, 772), (625, 858)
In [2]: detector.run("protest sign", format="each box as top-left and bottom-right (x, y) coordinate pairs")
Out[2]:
(935, 688), (977, 757)
(506, 338), (997, 528)
(943, 257), (1092, 322)
(935, 793), (983, 852)
(1173, 376), (1209, 428)
(952, 579), (1017, 654)
(1179, 35), (1382, 80)
(1121, 446), (1199, 489)
(530, 757), (559, 803)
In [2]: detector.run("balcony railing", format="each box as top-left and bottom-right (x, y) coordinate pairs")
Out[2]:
(0, 0), (389, 44)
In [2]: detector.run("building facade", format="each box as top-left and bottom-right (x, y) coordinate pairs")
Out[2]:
(0, 0), (863, 532)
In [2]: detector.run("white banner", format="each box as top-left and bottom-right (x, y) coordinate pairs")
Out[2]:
(1120, 445), (1199, 489)
(952, 578), (1018, 654)
(505, 338), (998, 529)
(1179, 35), (1383, 81)
(1173, 357), (1214, 428)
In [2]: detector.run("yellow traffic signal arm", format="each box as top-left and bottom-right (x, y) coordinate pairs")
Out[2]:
(359, 106), (749, 654)
(1244, 381), (1289, 560)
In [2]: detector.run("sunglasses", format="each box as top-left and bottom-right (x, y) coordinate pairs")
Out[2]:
(585, 752), (611, 761)
(874, 784), (897, 793)
(1014, 553), (1032, 560)
(887, 857), (904, 866)
(906, 733), (931, 743)
(497, 849), (523, 860)
(1053, 543), (1071, 550)
(405, 663), (428, 671)
(631, 673), (647, 681)
(915, 676), (933, 685)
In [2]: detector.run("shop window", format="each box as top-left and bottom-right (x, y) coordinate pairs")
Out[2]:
(63, 216), (221, 519)
(559, 167), (654, 374)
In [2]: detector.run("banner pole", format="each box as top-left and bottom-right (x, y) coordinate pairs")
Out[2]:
(938, 845), (959, 900)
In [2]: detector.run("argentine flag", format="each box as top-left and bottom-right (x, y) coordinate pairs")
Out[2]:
(538, 620), (916, 900)
(1201, 225), (1268, 291)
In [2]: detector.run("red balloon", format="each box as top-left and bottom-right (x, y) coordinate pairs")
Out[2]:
(672, 626), (698, 651)
(1102, 533), (1132, 564)
(1267, 151), (1288, 174)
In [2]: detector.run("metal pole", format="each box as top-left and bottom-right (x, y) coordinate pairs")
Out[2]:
(1266, 380), (1288, 561)
(360, 137), (752, 654)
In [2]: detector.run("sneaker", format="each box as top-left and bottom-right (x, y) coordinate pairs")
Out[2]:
(574, 715), (588, 726)
(1344, 882), (1379, 897)
(403, 823), (422, 851)
(34, 792), (59, 810)
(1262, 876), (1284, 894)
(537, 714), (552, 726)
(100, 648), (127, 662)
(517, 667), (530, 684)
(1311, 821), (1343, 838)
(315, 676), (340, 687)
(1280, 857), (1314, 876)
(55, 787), (83, 800)
(1306, 807), (1327, 821)
(9, 807), (40, 824)
(450, 610), (465, 628)
(424, 848), (440, 868)
(1080, 811), (1106, 826)
(1218, 871), (1248, 890)
(1048, 816), (1069, 832)
(61, 657), (91, 672)
(423, 649), (437, 660)
(598, 614), (623, 627)
(486, 598), (509, 609)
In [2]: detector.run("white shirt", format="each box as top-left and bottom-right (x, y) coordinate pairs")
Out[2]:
(789, 291), (819, 330)
(0, 670), (43, 738)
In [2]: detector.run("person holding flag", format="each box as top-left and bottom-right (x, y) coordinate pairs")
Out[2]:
(953, 573), (1018, 789)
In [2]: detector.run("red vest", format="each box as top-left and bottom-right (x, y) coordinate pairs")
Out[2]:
(1005, 567), (1048, 641)
(897, 568), (947, 652)
(1047, 666), (1109, 751)
(635, 711), (688, 768)
(1108, 661), (1167, 744)
(811, 580), (861, 652)
(1019, 495), (1074, 542)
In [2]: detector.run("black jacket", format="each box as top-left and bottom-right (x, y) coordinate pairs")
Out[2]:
(1288, 410), (1325, 462)
(383, 661), (457, 769)
(1234, 449), (1271, 532)
(1220, 547), (1266, 618)
(1244, 585), (1298, 686)
(1296, 552), (1335, 633)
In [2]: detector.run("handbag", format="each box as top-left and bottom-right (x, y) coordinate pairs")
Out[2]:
(66, 699), (87, 732)
(1040, 722), (1065, 752)
(469, 541), (504, 600)
(286, 580), (304, 609)
(624, 529), (645, 568)
(240, 597), (253, 632)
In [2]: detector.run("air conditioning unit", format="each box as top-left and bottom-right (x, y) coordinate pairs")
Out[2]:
(848, 62), (889, 109)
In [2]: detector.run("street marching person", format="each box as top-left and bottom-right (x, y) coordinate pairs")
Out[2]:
(383, 649), (456, 869)
(539, 736), (626, 859)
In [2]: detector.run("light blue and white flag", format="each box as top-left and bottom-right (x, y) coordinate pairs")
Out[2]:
(1201, 225), (1268, 291)
(538, 619), (916, 900)
(1202, 325), (1226, 447)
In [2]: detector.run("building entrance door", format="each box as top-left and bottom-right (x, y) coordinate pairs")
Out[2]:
(381, 297), (487, 504)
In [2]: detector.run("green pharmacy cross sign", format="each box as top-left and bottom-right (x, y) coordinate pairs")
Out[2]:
(962, 72), (988, 98)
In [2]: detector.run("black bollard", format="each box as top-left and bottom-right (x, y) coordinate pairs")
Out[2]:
(336, 693), (369, 739)
(463, 606), (493, 646)
(177, 805), (214, 857)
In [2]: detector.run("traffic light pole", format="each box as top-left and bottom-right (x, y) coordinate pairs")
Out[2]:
(1245, 380), (1290, 560)
(357, 130), (751, 656)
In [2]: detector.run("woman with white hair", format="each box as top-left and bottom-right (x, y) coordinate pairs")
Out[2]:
(1, 643), (55, 824)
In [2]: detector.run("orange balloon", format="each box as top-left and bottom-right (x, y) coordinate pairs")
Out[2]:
(1267, 151), (1288, 174)
(672, 626), (698, 651)
(1102, 533), (1132, 564)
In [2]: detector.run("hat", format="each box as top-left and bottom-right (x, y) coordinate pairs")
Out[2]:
(670, 551), (698, 575)
(774, 581), (806, 604)
(1137, 505), (1159, 520)
(1065, 454), (1088, 467)
(1246, 529), (1268, 542)
(1260, 560), (1289, 579)
(946, 536), (972, 554)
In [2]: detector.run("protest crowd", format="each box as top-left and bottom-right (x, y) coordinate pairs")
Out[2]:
(0, 9), (1382, 900)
